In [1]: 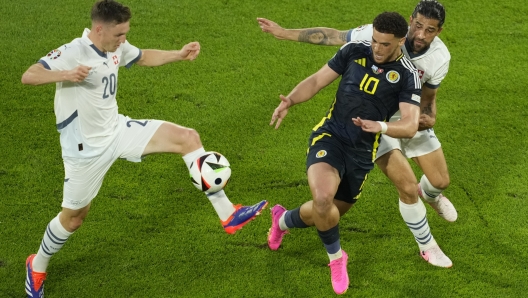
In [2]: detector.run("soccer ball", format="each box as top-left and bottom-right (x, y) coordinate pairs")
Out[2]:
(189, 151), (231, 193)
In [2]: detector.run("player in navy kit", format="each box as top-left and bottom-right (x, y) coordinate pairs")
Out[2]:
(268, 12), (420, 295)
(259, 0), (454, 269)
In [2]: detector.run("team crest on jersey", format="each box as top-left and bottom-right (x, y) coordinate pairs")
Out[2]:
(386, 70), (400, 83)
(112, 55), (119, 65)
(316, 150), (327, 158)
(371, 65), (384, 75)
(46, 49), (61, 60)
(417, 69), (425, 79)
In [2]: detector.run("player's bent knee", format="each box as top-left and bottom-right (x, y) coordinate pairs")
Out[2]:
(178, 127), (202, 153)
(398, 183), (419, 201)
(434, 179), (450, 190)
(312, 195), (334, 216)
(59, 215), (85, 232)
(427, 174), (450, 190)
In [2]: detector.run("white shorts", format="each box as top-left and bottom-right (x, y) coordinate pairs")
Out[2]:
(62, 115), (163, 209)
(375, 128), (441, 160)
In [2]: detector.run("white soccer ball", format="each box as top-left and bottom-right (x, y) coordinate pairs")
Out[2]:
(189, 151), (231, 194)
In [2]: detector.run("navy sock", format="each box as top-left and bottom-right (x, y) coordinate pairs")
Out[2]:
(284, 207), (309, 229)
(317, 224), (341, 254)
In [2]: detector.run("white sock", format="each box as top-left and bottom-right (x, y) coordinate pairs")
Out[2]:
(32, 213), (73, 273)
(328, 248), (343, 261)
(399, 199), (436, 251)
(182, 148), (235, 221)
(419, 175), (444, 203)
(278, 213), (288, 231)
(182, 147), (206, 169)
(206, 190), (236, 222)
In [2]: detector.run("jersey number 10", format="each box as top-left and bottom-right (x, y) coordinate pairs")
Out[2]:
(359, 73), (379, 95)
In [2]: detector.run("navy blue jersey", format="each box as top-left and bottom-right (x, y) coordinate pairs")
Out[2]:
(313, 40), (421, 159)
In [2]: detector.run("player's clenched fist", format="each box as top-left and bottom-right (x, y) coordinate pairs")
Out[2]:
(66, 65), (92, 83)
(179, 42), (201, 61)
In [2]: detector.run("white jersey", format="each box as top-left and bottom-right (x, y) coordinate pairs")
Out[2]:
(347, 24), (450, 121)
(39, 29), (141, 158)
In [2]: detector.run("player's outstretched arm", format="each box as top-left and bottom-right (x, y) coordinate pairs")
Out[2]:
(270, 64), (339, 129)
(352, 103), (419, 138)
(21, 63), (92, 86)
(257, 18), (348, 46)
(137, 42), (201, 67)
(418, 85), (438, 130)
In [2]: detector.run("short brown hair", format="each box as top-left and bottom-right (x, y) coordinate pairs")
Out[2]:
(91, 0), (131, 24)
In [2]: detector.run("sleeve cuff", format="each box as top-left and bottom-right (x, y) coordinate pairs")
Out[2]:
(424, 82), (440, 89)
(126, 49), (142, 68)
(38, 59), (51, 70)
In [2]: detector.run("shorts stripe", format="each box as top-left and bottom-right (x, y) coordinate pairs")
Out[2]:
(312, 98), (337, 132)
(354, 172), (369, 200)
(307, 133), (332, 154)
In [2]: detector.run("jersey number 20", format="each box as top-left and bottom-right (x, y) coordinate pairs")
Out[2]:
(102, 73), (117, 99)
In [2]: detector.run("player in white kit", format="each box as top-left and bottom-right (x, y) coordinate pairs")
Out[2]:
(258, 0), (455, 268)
(22, 1), (267, 297)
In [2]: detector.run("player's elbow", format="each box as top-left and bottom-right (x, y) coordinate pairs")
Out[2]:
(21, 72), (32, 85)
(403, 124), (419, 138)
(21, 72), (39, 85)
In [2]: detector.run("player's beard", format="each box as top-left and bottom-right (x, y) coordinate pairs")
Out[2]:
(409, 37), (430, 53)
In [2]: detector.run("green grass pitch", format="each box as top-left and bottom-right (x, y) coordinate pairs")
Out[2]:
(1, 0), (527, 297)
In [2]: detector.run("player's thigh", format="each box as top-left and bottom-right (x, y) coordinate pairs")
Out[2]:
(62, 152), (115, 210)
(307, 163), (341, 203)
(306, 132), (343, 203)
(411, 147), (450, 189)
(115, 116), (164, 161)
(375, 149), (417, 199)
(143, 121), (201, 156)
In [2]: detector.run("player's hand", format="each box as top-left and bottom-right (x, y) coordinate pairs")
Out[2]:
(257, 18), (285, 39)
(270, 94), (292, 129)
(352, 117), (383, 133)
(178, 42), (201, 61)
(65, 65), (92, 83)
(418, 114), (435, 130)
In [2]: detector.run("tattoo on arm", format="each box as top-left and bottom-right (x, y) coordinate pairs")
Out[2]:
(298, 29), (329, 45)
(338, 31), (348, 43)
(421, 103), (433, 116)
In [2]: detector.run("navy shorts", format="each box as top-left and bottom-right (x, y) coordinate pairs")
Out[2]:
(306, 130), (374, 204)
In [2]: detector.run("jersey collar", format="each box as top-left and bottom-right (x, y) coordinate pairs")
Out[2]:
(82, 28), (108, 58)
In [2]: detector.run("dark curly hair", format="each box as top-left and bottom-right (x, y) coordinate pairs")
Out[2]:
(91, 0), (131, 24)
(412, 0), (446, 28)
(372, 12), (408, 39)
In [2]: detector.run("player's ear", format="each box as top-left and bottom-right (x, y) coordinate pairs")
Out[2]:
(398, 36), (406, 47)
(94, 23), (103, 34)
(436, 27), (443, 35)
